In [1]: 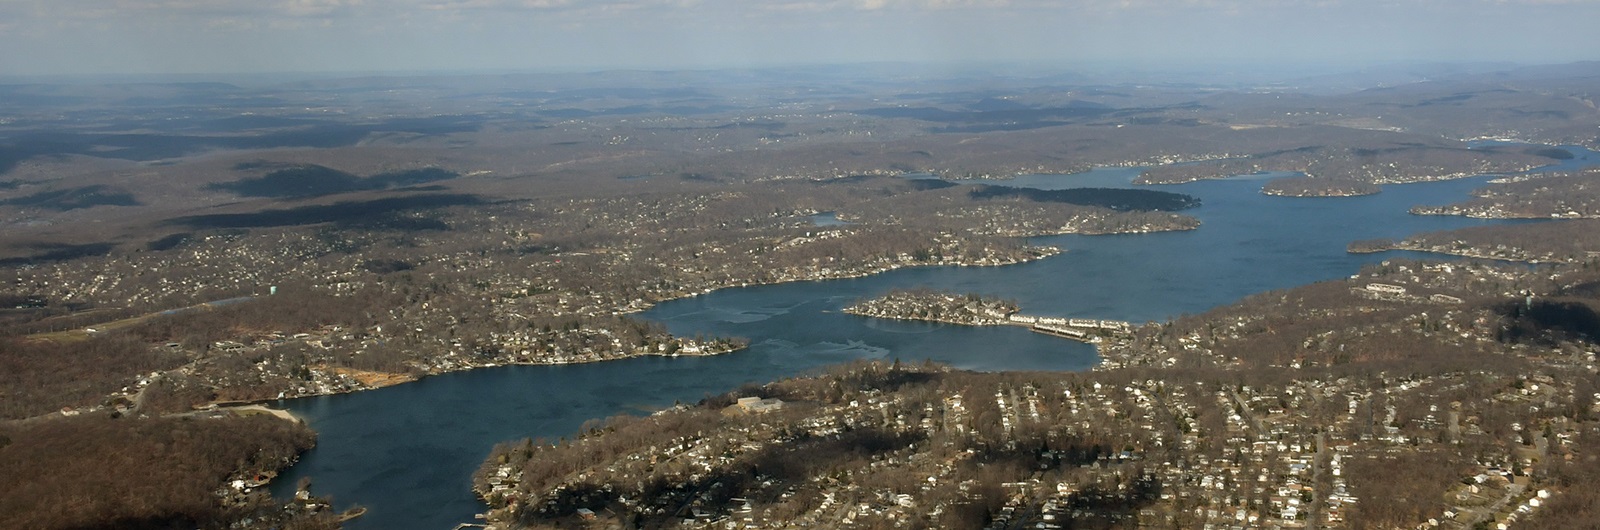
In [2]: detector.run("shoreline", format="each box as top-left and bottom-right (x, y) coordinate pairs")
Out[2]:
(259, 341), (750, 406)
(200, 234), (1149, 523)
(213, 404), (302, 423)
(255, 245), (1069, 408)
(838, 288), (1152, 373)
(26, 246), (1059, 424)
(11, 219), (1191, 427)
(241, 217), (1218, 408)
(616, 246), (1066, 315)
(841, 310), (1123, 345)
(1348, 242), (1560, 264)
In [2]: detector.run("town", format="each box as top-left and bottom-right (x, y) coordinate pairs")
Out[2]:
(472, 255), (1600, 530)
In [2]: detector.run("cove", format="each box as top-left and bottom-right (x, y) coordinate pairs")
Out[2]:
(273, 147), (1595, 529)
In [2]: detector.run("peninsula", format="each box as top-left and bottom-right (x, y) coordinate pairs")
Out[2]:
(842, 288), (1133, 344)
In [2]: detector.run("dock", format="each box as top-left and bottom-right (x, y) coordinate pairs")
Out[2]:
(1006, 314), (1132, 343)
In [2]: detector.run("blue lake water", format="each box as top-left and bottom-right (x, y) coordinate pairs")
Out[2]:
(273, 147), (1597, 529)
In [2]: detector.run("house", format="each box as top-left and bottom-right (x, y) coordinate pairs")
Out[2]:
(1366, 283), (1406, 295)
(727, 397), (785, 415)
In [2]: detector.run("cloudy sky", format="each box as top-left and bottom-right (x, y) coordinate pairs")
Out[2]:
(2, 0), (1598, 76)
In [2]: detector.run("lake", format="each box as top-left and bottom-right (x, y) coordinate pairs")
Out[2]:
(273, 147), (1596, 529)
